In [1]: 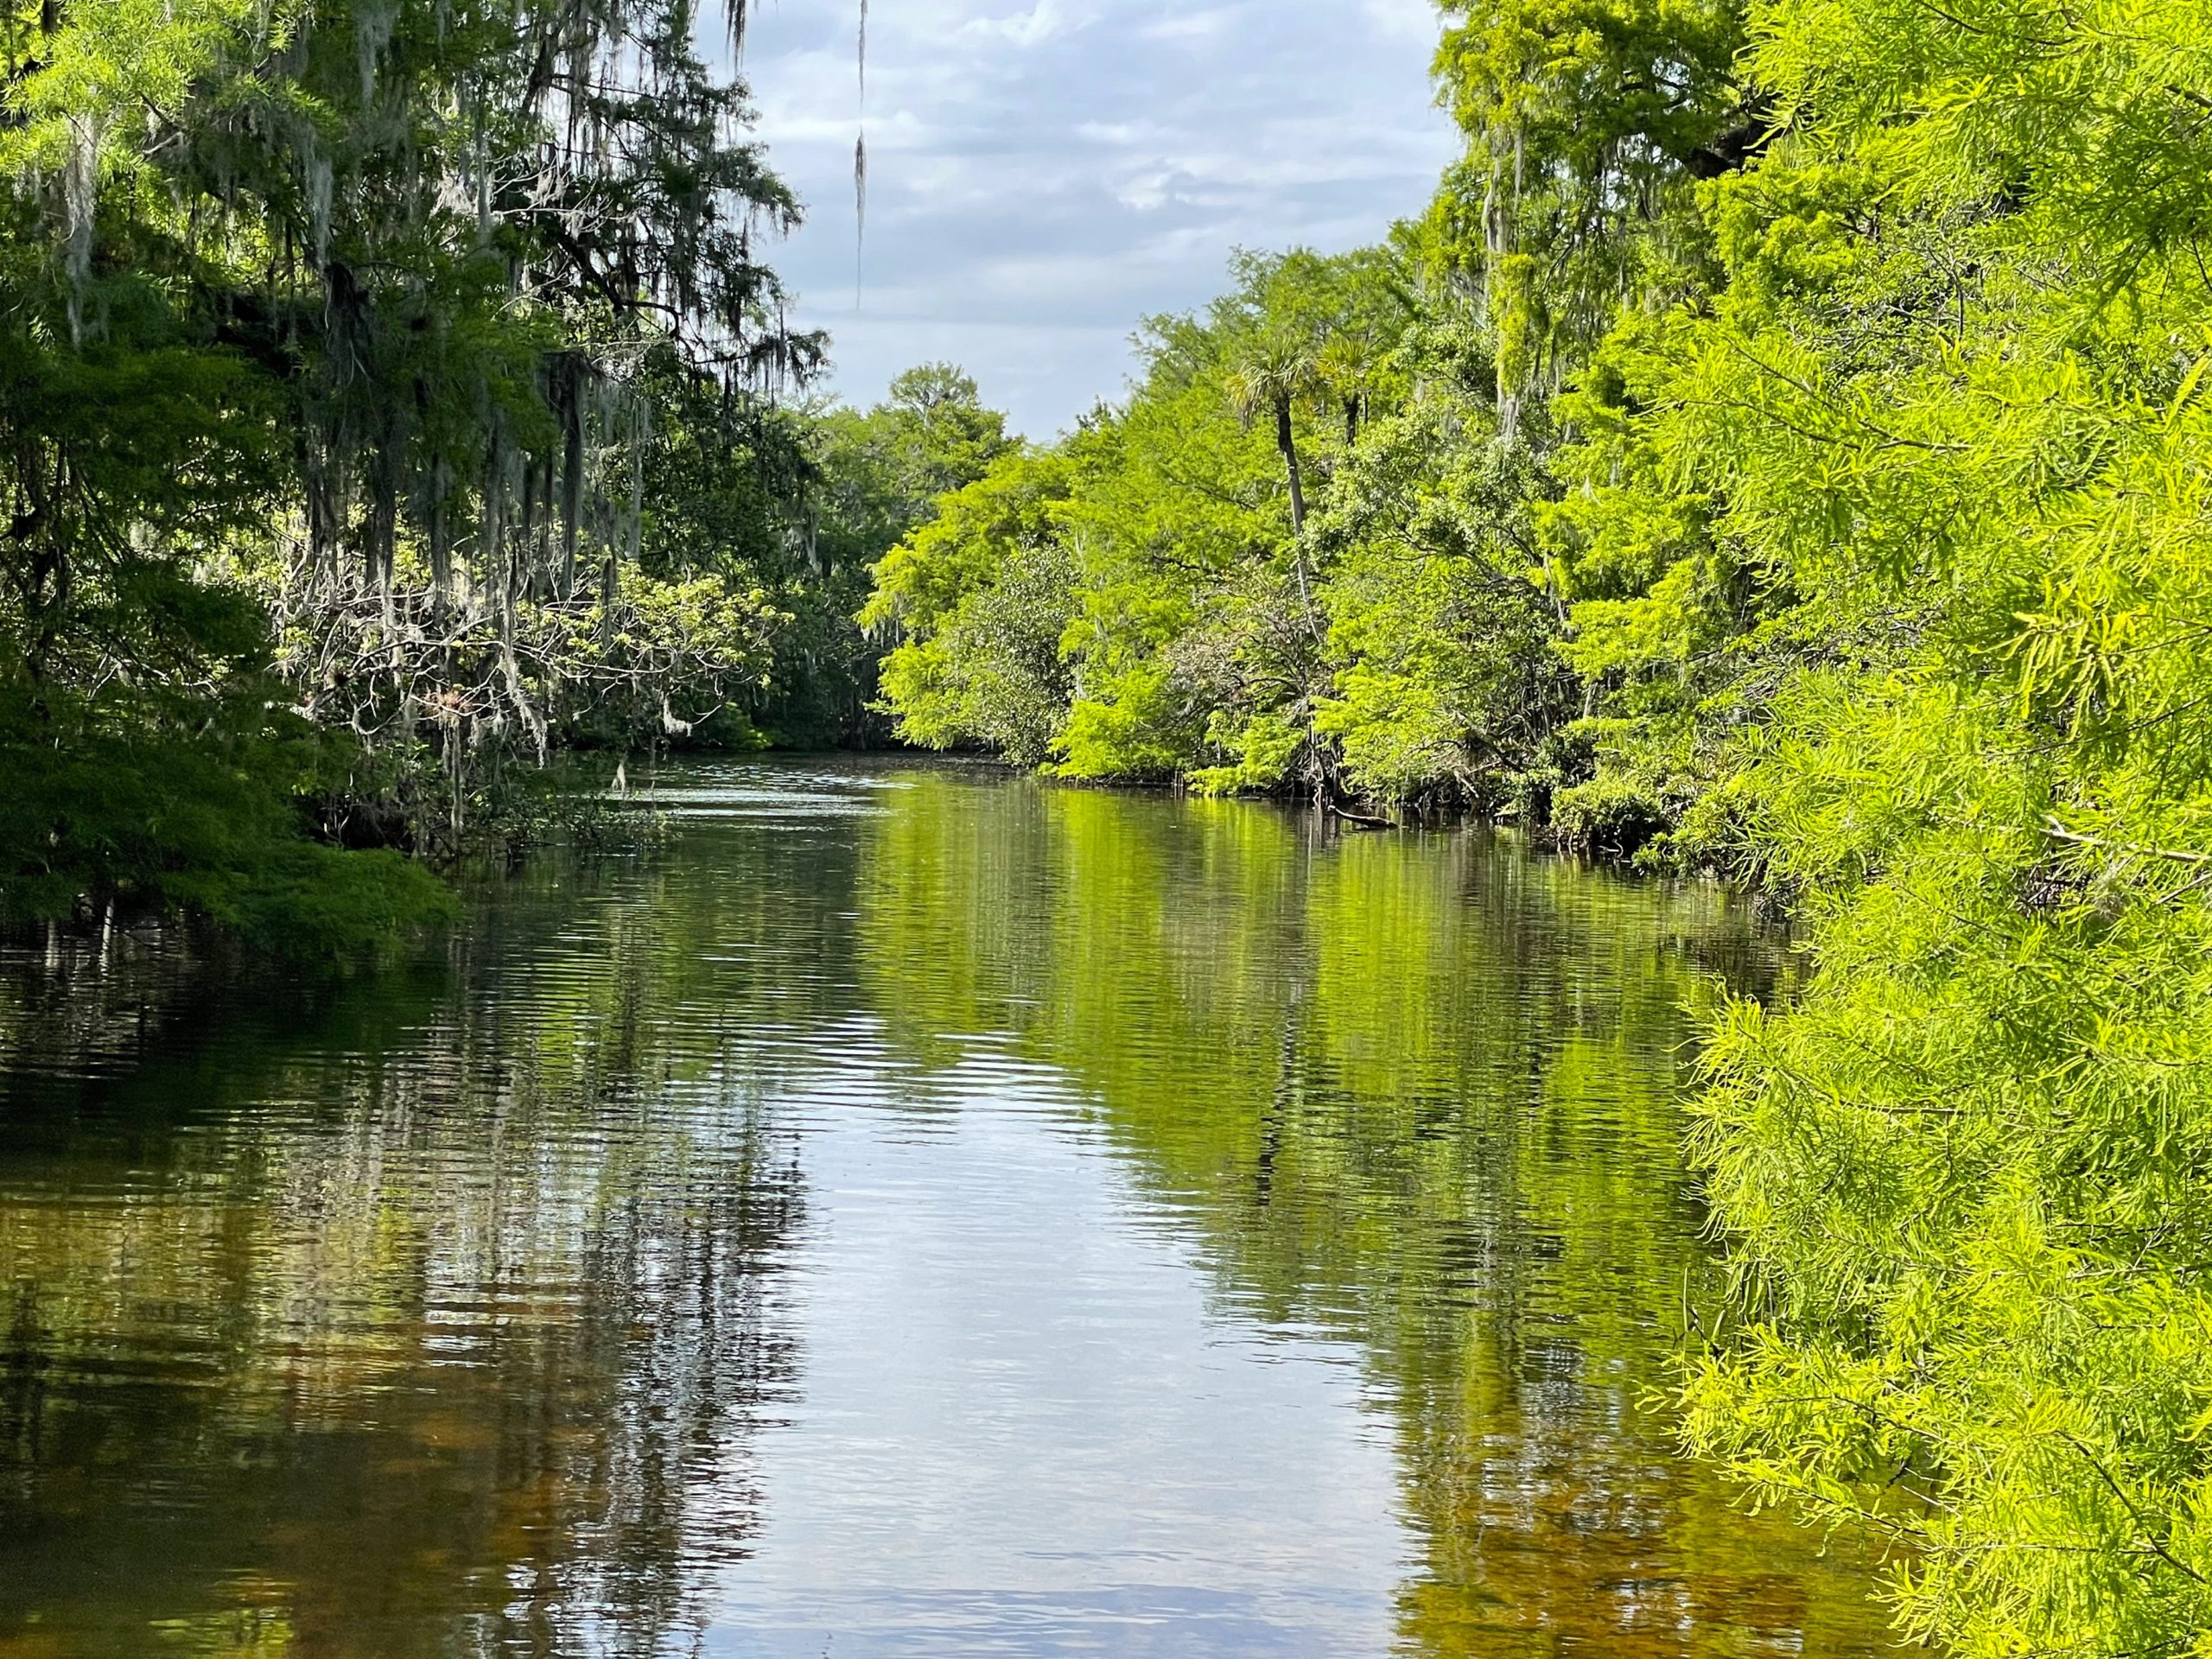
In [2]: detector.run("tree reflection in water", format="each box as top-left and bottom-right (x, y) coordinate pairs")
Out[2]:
(0, 848), (815, 1659)
(855, 777), (1882, 1657)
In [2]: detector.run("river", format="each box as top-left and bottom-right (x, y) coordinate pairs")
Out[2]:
(0, 759), (1888, 1656)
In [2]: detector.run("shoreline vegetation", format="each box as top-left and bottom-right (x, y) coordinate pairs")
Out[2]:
(5, 0), (2211, 1653)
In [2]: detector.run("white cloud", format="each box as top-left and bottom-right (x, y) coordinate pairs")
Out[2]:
(736, 0), (1458, 437)
(1363, 0), (1439, 42)
(960, 0), (1098, 48)
(1137, 7), (1238, 43)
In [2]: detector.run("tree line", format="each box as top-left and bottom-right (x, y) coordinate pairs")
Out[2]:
(862, 1), (2212, 1652)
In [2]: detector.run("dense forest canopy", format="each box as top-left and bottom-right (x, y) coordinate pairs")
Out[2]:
(8, 0), (2212, 1650)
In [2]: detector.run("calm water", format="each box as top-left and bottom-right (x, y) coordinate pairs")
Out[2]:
(0, 760), (1889, 1657)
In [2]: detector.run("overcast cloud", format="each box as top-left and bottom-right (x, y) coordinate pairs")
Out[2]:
(737, 0), (1459, 438)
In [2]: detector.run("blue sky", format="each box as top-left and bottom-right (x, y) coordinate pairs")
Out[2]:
(740, 0), (1460, 438)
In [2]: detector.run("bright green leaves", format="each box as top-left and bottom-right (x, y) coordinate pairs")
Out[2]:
(0, 0), (303, 189)
(864, 448), (1076, 767)
(1681, 770), (2212, 1649)
(862, 449), (1065, 641)
(1435, 0), (1751, 170)
(1749, 0), (2212, 304)
(1309, 384), (1566, 804)
(1394, 0), (2212, 1646)
(2008, 575), (2148, 749)
(1433, 0), (1753, 414)
(0, 675), (454, 957)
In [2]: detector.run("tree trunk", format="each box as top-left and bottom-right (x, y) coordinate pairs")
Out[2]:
(1274, 396), (1306, 534)
(1274, 395), (1322, 647)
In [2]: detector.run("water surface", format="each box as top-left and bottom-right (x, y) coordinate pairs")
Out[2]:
(0, 760), (1885, 1656)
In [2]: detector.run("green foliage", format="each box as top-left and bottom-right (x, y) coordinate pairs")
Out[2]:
(1308, 321), (1569, 804)
(1550, 769), (1671, 857)
(784, 364), (1016, 746)
(1429, 0), (1756, 418)
(861, 448), (1074, 765)
(0, 681), (452, 959)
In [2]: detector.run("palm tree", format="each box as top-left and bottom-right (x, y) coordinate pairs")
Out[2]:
(1226, 331), (1328, 652)
(1318, 325), (1382, 448)
(1226, 334), (1322, 536)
